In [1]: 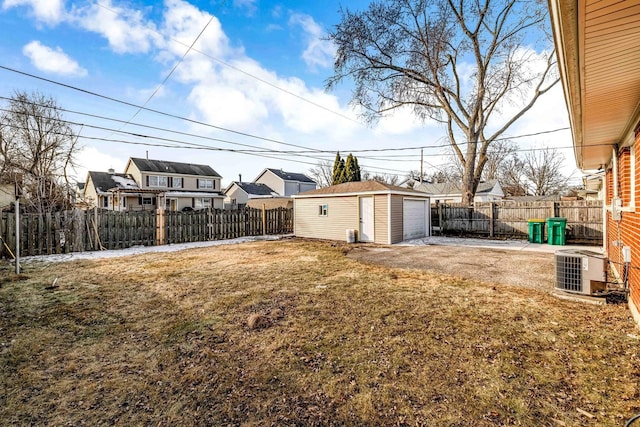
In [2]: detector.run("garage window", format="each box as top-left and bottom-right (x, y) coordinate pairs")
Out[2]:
(318, 204), (328, 216)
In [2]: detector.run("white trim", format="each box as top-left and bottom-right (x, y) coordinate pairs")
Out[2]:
(293, 190), (430, 199)
(164, 191), (224, 198)
(387, 193), (392, 245)
(358, 196), (374, 243)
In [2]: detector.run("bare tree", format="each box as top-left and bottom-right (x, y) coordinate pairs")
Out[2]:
(308, 160), (333, 188)
(369, 173), (400, 185)
(522, 147), (568, 196)
(0, 91), (79, 213)
(498, 153), (527, 196)
(482, 140), (518, 181)
(328, 0), (558, 205)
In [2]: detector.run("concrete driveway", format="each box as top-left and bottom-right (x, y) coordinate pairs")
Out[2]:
(347, 236), (603, 292)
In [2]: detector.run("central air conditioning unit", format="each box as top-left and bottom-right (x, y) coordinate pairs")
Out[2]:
(555, 249), (607, 295)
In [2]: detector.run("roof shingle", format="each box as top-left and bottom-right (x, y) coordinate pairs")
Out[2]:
(130, 158), (221, 177)
(297, 180), (428, 196)
(265, 168), (315, 183)
(88, 172), (139, 193)
(231, 182), (276, 196)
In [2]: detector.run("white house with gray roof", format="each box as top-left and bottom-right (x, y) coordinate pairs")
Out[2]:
(83, 158), (225, 211)
(125, 158), (224, 211)
(223, 181), (279, 208)
(254, 168), (317, 197)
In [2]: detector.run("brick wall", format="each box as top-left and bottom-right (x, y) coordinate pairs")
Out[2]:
(606, 145), (640, 316)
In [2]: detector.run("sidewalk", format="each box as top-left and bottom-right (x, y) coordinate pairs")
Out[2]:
(399, 235), (603, 254)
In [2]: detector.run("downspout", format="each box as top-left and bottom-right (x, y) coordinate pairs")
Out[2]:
(613, 146), (619, 199)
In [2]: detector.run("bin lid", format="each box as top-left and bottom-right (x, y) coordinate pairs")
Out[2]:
(527, 218), (546, 223)
(546, 217), (567, 222)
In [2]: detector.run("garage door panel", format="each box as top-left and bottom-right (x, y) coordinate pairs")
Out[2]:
(403, 199), (428, 240)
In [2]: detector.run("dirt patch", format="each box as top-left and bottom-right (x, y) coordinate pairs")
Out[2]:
(348, 245), (555, 291)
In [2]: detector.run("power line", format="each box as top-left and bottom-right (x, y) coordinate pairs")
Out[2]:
(0, 94), (573, 156)
(95, 1), (362, 126)
(0, 65), (325, 154)
(101, 0), (224, 134)
(0, 119), (410, 174)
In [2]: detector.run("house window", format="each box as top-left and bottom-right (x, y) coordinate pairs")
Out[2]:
(319, 204), (328, 216)
(193, 198), (212, 209)
(148, 175), (167, 187)
(103, 196), (109, 208)
(171, 177), (183, 188)
(198, 179), (214, 189)
(142, 197), (154, 206)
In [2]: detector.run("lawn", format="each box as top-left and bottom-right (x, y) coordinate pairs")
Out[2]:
(1, 239), (639, 426)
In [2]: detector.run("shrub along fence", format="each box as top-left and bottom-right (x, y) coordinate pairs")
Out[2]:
(431, 200), (603, 244)
(0, 206), (293, 258)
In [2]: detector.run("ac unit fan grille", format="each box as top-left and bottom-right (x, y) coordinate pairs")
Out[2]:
(556, 255), (582, 292)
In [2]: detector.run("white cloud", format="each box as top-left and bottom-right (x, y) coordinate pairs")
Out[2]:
(289, 13), (336, 70)
(73, 146), (127, 182)
(71, 0), (162, 54)
(161, 0), (233, 60)
(22, 40), (87, 77)
(2, 0), (65, 24)
(233, 0), (256, 15)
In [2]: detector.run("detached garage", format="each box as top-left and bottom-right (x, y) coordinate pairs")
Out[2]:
(293, 181), (431, 244)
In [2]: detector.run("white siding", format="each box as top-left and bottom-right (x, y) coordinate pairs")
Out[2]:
(295, 196), (359, 241)
(374, 194), (389, 244)
(255, 170), (284, 195)
(390, 195), (404, 243)
(224, 184), (249, 207)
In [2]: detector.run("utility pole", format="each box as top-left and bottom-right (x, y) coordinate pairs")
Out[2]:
(14, 175), (22, 274)
(15, 188), (20, 274)
(419, 148), (423, 184)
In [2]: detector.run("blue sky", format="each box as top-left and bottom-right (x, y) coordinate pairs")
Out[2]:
(0, 0), (576, 187)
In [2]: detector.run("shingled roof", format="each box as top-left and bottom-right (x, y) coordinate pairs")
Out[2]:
(295, 180), (428, 196)
(88, 172), (139, 193)
(231, 182), (276, 196)
(264, 168), (315, 183)
(130, 158), (221, 177)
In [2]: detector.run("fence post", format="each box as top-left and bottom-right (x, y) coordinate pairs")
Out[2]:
(262, 204), (267, 236)
(438, 203), (443, 235)
(489, 202), (495, 238)
(207, 207), (213, 240)
(554, 202), (560, 217)
(156, 209), (165, 245)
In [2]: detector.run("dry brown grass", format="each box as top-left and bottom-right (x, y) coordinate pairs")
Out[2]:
(1, 239), (639, 426)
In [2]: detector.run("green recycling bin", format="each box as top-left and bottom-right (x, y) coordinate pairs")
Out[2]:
(546, 217), (567, 245)
(527, 219), (545, 243)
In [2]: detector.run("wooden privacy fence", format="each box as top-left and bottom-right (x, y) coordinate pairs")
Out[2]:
(162, 207), (291, 244)
(431, 200), (603, 244)
(0, 206), (293, 258)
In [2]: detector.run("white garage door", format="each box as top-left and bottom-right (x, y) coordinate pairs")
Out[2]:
(403, 199), (429, 240)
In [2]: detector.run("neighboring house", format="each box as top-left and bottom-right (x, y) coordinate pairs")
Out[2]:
(83, 170), (159, 211)
(293, 181), (431, 244)
(413, 180), (504, 204)
(223, 182), (278, 209)
(125, 158), (224, 210)
(246, 198), (293, 210)
(549, 0), (640, 325)
(254, 168), (317, 197)
(0, 182), (15, 210)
